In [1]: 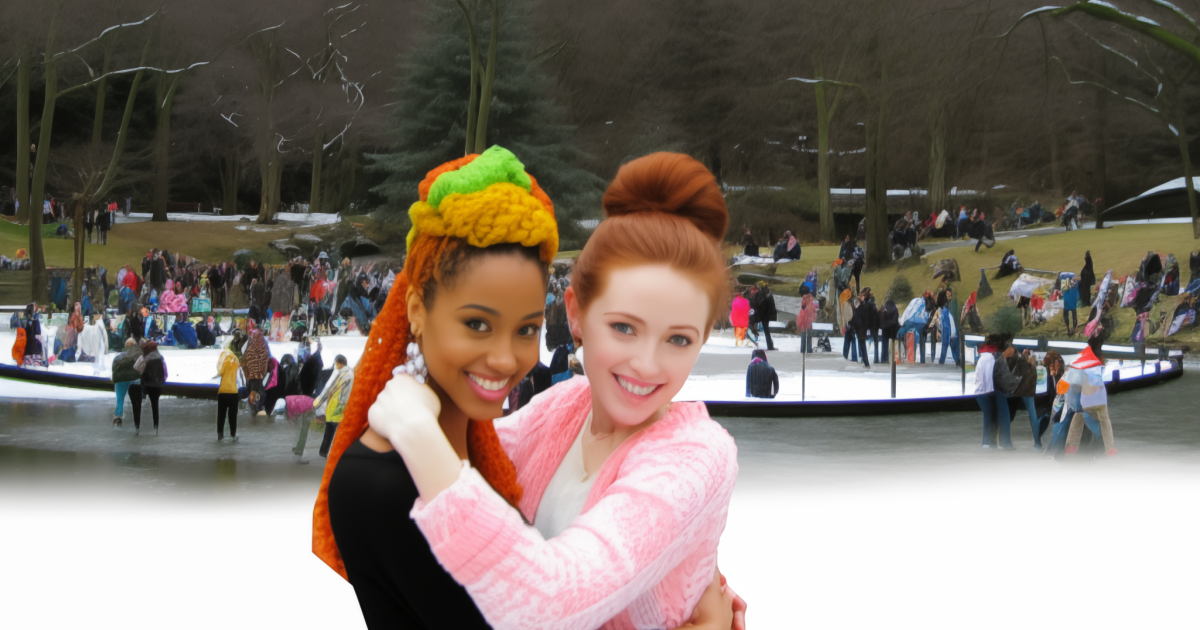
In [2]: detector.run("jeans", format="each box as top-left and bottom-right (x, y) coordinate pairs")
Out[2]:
(129, 384), (160, 430)
(843, 329), (858, 361)
(1008, 395), (1041, 447)
(801, 331), (814, 353)
(114, 380), (136, 418)
(939, 335), (961, 365)
(976, 391), (1012, 448)
(217, 393), (238, 438)
(1063, 308), (1077, 331)
(319, 422), (339, 457)
(1067, 405), (1116, 452)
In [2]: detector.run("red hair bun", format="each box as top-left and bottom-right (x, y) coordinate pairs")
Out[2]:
(601, 152), (728, 242)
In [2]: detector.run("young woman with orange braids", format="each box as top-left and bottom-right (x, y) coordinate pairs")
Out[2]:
(314, 147), (739, 629)
(366, 152), (746, 630)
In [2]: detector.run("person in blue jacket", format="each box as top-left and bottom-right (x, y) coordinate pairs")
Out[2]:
(1061, 278), (1080, 336)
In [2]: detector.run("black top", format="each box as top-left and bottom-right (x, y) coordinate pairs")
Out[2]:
(328, 439), (492, 630)
(746, 361), (779, 399)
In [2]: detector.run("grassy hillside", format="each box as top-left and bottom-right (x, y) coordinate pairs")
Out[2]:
(732, 223), (1200, 348)
(0, 217), (325, 305)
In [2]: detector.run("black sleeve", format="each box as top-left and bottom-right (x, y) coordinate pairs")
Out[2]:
(771, 367), (779, 398)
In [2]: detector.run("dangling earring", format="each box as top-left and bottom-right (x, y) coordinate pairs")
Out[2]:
(393, 340), (427, 384)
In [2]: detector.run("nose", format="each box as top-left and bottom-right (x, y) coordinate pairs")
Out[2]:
(486, 335), (518, 376)
(627, 338), (661, 380)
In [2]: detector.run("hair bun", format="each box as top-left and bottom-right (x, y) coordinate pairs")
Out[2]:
(602, 152), (728, 242)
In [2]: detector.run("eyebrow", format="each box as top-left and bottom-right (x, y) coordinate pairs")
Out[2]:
(457, 305), (545, 321)
(607, 312), (700, 336)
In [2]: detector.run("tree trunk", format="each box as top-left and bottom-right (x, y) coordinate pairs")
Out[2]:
(310, 125), (324, 214)
(1173, 118), (1200, 239)
(928, 103), (948, 218)
(15, 56), (30, 225)
(1049, 118), (1062, 194)
(456, 0), (480, 156)
(257, 146), (283, 224)
(1093, 88), (1108, 229)
(815, 81), (834, 244)
(72, 201), (85, 304)
(473, 0), (499, 153)
(91, 66), (148, 205)
(91, 34), (116, 146)
(151, 74), (180, 222)
(868, 82), (890, 269)
(28, 23), (60, 306)
(220, 147), (239, 215)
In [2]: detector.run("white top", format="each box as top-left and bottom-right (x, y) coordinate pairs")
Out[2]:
(974, 352), (995, 394)
(534, 413), (598, 540)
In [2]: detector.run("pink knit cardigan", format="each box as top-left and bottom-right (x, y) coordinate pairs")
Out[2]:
(410, 376), (738, 630)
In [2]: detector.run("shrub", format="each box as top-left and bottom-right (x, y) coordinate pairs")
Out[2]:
(984, 305), (1024, 335)
(887, 275), (914, 304)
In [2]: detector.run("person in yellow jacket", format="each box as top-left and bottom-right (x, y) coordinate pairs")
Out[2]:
(216, 342), (241, 441)
(314, 354), (353, 457)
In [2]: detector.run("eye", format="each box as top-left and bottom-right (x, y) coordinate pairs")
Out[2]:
(611, 322), (634, 336)
(465, 319), (492, 333)
(668, 334), (692, 347)
(518, 324), (540, 337)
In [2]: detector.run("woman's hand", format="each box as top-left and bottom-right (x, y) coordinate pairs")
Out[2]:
(674, 567), (746, 630)
(368, 373), (442, 444)
(369, 374), (461, 503)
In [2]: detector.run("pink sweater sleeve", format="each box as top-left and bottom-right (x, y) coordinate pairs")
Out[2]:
(410, 425), (737, 630)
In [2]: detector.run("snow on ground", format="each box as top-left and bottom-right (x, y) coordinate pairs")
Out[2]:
(731, 254), (796, 266)
(1, 325), (1168, 404)
(125, 211), (339, 226)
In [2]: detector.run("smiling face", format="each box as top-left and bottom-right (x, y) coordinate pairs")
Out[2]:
(408, 250), (547, 422)
(566, 264), (710, 429)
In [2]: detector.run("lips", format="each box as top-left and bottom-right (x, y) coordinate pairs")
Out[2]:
(466, 371), (512, 402)
(615, 374), (661, 398)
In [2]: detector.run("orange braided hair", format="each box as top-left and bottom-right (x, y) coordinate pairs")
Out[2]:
(313, 146), (556, 579)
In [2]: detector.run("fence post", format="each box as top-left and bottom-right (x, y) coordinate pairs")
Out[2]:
(961, 333), (966, 395)
(890, 339), (897, 399)
(801, 331), (806, 401)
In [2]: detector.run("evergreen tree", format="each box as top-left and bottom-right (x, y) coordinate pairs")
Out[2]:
(367, 0), (603, 250)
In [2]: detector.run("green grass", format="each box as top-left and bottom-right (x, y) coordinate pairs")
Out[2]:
(0, 217), (319, 304)
(732, 224), (1200, 348)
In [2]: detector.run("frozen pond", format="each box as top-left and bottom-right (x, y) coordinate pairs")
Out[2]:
(2, 367), (1199, 628)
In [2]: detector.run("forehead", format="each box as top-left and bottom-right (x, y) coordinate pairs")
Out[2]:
(433, 252), (546, 306)
(591, 265), (709, 323)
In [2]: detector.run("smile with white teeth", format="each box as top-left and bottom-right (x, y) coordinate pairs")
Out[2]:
(468, 373), (508, 391)
(616, 375), (658, 397)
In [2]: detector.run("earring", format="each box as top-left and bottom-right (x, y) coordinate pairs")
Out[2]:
(392, 341), (427, 384)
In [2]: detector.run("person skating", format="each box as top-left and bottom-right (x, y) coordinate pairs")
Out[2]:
(1006, 348), (1041, 450)
(1064, 340), (1117, 457)
(242, 328), (270, 416)
(750, 282), (777, 351)
(850, 288), (873, 368)
(313, 354), (353, 457)
(132, 340), (167, 435)
(216, 341), (241, 441)
(730, 290), (750, 347)
(974, 334), (1019, 449)
(745, 349), (779, 398)
(936, 287), (961, 366)
(110, 338), (142, 428)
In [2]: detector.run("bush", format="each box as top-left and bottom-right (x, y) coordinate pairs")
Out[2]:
(984, 305), (1024, 335)
(887, 275), (914, 304)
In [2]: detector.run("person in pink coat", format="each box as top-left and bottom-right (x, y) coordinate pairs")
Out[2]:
(368, 153), (744, 630)
(730, 291), (750, 347)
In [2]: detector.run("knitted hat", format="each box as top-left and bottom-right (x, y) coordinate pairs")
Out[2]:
(312, 146), (558, 580)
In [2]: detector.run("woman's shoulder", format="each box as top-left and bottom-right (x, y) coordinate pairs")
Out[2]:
(636, 402), (738, 469)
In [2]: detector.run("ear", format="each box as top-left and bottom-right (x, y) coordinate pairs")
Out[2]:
(564, 285), (583, 346)
(406, 283), (426, 342)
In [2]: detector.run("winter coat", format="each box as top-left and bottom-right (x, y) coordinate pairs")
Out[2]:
(299, 350), (325, 397)
(730, 295), (750, 328)
(79, 321), (108, 360)
(111, 345), (143, 383)
(1007, 355), (1037, 398)
(314, 365), (354, 424)
(879, 300), (900, 340)
(745, 360), (779, 399)
(750, 288), (777, 324)
(242, 333), (270, 380)
(135, 344), (167, 387)
(1062, 285), (1079, 311)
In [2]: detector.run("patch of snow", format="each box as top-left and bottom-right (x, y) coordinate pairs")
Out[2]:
(126, 212), (339, 226)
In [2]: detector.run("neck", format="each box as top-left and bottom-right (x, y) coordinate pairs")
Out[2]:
(430, 379), (470, 460)
(589, 397), (660, 442)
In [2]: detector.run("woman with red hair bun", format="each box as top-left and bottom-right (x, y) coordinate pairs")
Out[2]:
(370, 152), (746, 630)
(314, 148), (739, 630)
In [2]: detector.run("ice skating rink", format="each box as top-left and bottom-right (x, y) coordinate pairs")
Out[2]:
(2, 370), (1199, 628)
